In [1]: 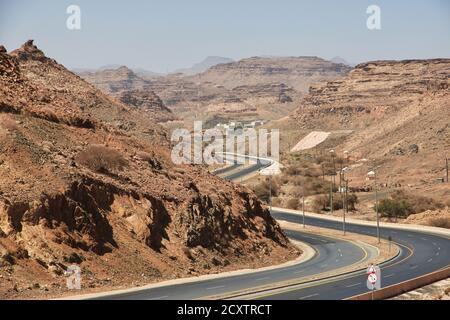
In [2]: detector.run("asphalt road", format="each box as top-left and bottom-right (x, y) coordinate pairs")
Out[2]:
(255, 210), (450, 300)
(95, 227), (373, 300)
(92, 159), (449, 300)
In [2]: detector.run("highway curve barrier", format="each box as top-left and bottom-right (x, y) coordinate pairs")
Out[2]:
(350, 266), (450, 300)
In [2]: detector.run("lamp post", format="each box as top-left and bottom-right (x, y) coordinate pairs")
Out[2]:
(341, 167), (351, 235)
(329, 150), (336, 215)
(268, 175), (272, 211)
(302, 187), (306, 228)
(368, 166), (381, 244)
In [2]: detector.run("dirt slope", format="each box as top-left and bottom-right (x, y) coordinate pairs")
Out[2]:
(292, 59), (450, 191)
(0, 41), (299, 299)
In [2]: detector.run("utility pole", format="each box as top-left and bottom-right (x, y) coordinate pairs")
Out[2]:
(329, 150), (336, 215)
(374, 169), (380, 244)
(344, 179), (348, 235)
(302, 190), (306, 228)
(330, 176), (333, 215)
(269, 175), (272, 211)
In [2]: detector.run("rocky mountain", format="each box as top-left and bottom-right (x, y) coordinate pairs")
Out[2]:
(197, 56), (351, 92)
(78, 56), (351, 127)
(147, 56), (351, 126)
(292, 58), (450, 193)
(78, 66), (174, 122)
(174, 56), (234, 75)
(0, 40), (298, 299)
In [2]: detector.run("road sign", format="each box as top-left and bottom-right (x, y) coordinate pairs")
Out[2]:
(367, 265), (376, 275)
(366, 264), (381, 290)
(368, 272), (377, 285)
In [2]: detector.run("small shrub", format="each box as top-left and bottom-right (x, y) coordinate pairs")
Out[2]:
(286, 198), (300, 210)
(76, 144), (127, 173)
(377, 198), (411, 219)
(313, 194), (330, 212)
(377, 190), (445, 218)
(253, 179), (280, 203)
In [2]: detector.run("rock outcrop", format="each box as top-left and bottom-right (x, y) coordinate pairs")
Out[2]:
(78, 66), (174, 122)
(292, 58), (450, 189)
(0, 41), (299, 299)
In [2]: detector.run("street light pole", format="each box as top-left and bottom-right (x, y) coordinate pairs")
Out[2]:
(269, 175), (272, 211)
(302, 190), (305, 228)
(374, 169), (380, 244)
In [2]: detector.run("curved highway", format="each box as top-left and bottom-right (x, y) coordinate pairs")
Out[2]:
(92, 159), (449, 300)
(95, 228), (372, 300)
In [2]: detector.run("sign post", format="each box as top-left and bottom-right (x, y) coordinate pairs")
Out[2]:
(366, 264), (381, 300)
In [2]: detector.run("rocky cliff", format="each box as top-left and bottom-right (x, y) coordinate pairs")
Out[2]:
(78, 56), (351, 126)
(78, 65), (174, 122)
(0, 41), (299, 299)
(292, 58), (450, 190)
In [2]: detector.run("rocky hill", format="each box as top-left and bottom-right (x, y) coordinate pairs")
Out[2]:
(78, 66), (174, 122)
(0, 41), (299, 299)
(78, 56), (350, 127)
(198, 56), (351, 91)
(292, 58), (450, 192)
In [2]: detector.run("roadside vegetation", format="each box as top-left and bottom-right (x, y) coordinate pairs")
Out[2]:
(377, 190), (446, 220)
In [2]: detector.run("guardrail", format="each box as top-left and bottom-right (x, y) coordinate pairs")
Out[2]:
(349, 266), (450, 300)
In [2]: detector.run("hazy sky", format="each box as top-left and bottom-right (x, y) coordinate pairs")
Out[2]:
(1, 0), (449, 72)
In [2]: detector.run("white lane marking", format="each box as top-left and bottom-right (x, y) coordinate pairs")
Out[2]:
(384, 274), (395, 278)
(298, 293), (319, 300)
(436, 252), (440, 256)
(427, 258), (433, 263)
(421, 238), (427, 241)
(432, 242), (437, 246)
(438, 247), (441, 251)
(410, 265), (418, 270)
(335, 259), (340, 262)
(320, 264), (328, 268)
(148, 295), (168, 300)
(337, 248), (342, 253)
(294, 270), (304, 274)
(407, 234), (413, 238)
(255, 277), (270, 281)
(391, 231), (397, 234)
(346, 282), (362, 288)
(206, 285), (225, 290)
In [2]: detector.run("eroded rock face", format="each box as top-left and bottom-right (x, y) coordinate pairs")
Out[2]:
(78, 56), (351, 125)
(291, 58), (450, 188)
(0, 41), (299, 298)
(78, 66), (175, 123)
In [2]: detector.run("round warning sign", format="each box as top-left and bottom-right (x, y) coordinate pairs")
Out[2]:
(368, 272), (378, 285)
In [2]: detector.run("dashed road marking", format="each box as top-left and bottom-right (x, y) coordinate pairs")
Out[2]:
(298, 293), (319, 300)
(346, 282), (362, 288)
(427, 258), (433, 263)
(206, 285), (225, 290)
(255, 277), (270, 282)
(410, 265), (418, 270)
(384, 273), (395, 278)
